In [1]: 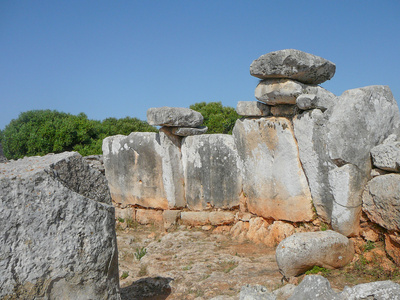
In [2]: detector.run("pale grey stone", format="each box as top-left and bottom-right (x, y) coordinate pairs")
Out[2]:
(276, 231), (354, 278)
(240, 284), (276, 300)
(147, 106), (203, 127)
(102, 131), (185, 209)
(272, 284), (296, 299)
(288, 275), (340, 300)
(233, 118), (314, 222)
(181, 134), (242, 210)
(362, 174), (400, 231)
(250, 49), (336, 84)
(170, 126), (208, 136)
(329, 164), (367, 236)
(236, 101), (270, 117)
(255, 79), (303, 105)
(371, 168), (389, 177)
(0, 152), (120, 299)
(270, 105), (299, 117)
(340, 280), (400, 300)
(370, 141), (400, 172)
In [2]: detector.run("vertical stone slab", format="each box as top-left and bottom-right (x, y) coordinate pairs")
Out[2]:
(233, 117), (314, 222)
(181, 134), (242, 210)
(102, 131), (185, 209)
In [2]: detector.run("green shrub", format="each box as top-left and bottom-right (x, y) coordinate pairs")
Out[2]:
(134, 247), (147, 260)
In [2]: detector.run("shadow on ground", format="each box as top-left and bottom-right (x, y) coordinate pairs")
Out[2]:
(120, 276), (174, 300)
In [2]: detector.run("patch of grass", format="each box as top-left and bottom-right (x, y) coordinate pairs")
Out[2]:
(138, 264), (148, 277)
(120, 271), (129, 279)
(182, 264), (192, 271)
(305, 265), (331, 276)
(218, 260), (238, 273)
(364, 240), (376, 252)
(118, 217), (125, 223)
(126, 217), (138, 229)
(320, 223), (329, 231)
(134, 247), (147, 260)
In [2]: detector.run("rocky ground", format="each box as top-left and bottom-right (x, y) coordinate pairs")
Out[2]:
(116, 222), (400, 300)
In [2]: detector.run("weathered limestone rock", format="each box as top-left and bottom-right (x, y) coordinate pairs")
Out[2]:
(236, 101), (270, 117)
(170, 126), (208, 136)
(181, 211), (210, 226)
(270, 104), (299, 117)
(102, 130), (185, 209)
(340, 280), (400, 300)
(209, 211), (235, 225)
(329, 164), (367, 236)
(233, 117), (314, 222)
(181, 134), (242, 210)
(293, 109), (334, 222)
(326, 85), (400, 173)
(0, 152), (120, 299)
(147, 106), (203, 127)
(362, 174), (400, 231)
(276, 231), (354, 278)
(136, 209), (164, 225)
(370, 141), (400, 172)
(250, 49), (336, 84)
(239, 284), (275, 300)
(371, 168), (389, 177)
(83, 154), (105, 174)
(115, 206), (135, 221)
(163, 210), (181, 229)
(296, 89), (337, 111)
(255, 79), (303, 105)
(288, 275), (340, 300)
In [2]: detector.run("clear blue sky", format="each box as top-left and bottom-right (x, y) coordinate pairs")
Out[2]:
(1, 1), (400, 130)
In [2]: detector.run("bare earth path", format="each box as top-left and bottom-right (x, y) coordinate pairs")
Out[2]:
(117, 225), (282, 299)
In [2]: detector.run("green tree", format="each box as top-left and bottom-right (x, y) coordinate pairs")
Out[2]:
(189, 102), (239, 134)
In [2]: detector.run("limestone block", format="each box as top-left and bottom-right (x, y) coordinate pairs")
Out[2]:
(239, 285), (275, 300)
(287, 275), (339, 300)
(136, 209), (163, 225)
(276, 231), (354, 278)
(181, 134), (242, 210)
(250, 49), (336, 84)
(255, 79), (303, 105)
(270, 104), (299, 117)
(0, 152), (120, 299)
(293, 109), (335, 222)
(236, 101), (270, 117)
(163, 210), (181, 229)
(329, 164), (367, 236)
(115, 207), (135, 221)
(147, 106), (203, 127)
(370, 168), (389, 177)
(326, 85), (400, 173)
(362, 174), (400, 231)
(102, 130), (185, 209)
(181, 211), (210, 226)
(209, 211), (235, 225)
(340, 280), (400, 299)
(370, 141), (400, 172)
(233, 117), (314, 222)
(170, 126), (208, 136)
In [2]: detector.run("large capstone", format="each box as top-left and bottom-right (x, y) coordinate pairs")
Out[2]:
(147, 106), (203, 127)
(181, 134), (242, 210)
(0, 152), (120, 299)
(102, 130), (185, 209)
(250, 49), (336, 84)
(233, 117), (314, 222)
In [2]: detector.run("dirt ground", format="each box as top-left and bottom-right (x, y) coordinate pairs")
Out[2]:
(116, 223), (400, 300)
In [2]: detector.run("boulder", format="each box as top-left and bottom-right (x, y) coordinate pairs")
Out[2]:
(0, 152), (120, 299)
(170, 126), (208, 136)
(147, 106), (203, 127)
(239, 284), (275, 300)
(276, 230), (354, 278)
(233, 117), (314, 222)
(370, 141), (400, 172)
(102, 130), (185, 209)
(329, 164), (367, 236)
(340, 280), (400, 300)
(255, 79), (303, 105)
(288, 275), (340, 300)
(250, 49), (336, 84)
(296, 89), (337, 111)
(236, 101), (270, 117)
(362, 174), (400, 231)
(181, 134), (242, 210)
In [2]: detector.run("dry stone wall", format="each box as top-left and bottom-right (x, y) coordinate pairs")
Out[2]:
(103, 49), (400, 245)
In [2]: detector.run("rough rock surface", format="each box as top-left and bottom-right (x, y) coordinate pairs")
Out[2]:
(288, 275), (340, 300)
(370, 141), (400, 172)
(250, 49), (336, 84)
(0, 152), (120, 299)
(181, 134), (242, 210)
(276, 231), (354, 278)
(270, 105), (299, 117)
(233, 117), (314, 222)
(147, 106), (203, 127)
(329, 164), (367, 236)
(171, 126), (208, 136)
(255, 79), (303, 105)
(102, 131), (185, 209)
(362, 174), (400, 231)
(236, 101), (270, 117)
(239, 284), (275, 300)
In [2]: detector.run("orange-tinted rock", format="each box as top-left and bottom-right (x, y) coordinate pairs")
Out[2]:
(209, 211), (235, 225)
(180, 211), (210, 226)
(136, 209), (163, 225)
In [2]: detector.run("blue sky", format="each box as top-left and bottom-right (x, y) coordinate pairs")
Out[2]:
(1, 1), (400, 130)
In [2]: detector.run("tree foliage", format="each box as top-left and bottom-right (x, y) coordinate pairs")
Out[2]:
(2, 110), (157, 159)
(189, 102), (239, 134)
